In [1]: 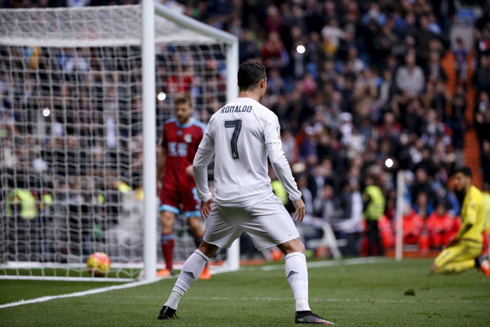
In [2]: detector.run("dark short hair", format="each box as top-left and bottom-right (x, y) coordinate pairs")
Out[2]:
(454, 166), (473, 178)
(237, 61), (266, 91)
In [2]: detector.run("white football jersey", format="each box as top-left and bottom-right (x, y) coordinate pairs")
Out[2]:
(195, 97), (301, 207)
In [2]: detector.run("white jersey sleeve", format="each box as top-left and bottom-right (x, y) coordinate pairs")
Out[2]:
(197, 116), (215, 151)
(263, 114), (302, 202)
(264, 113), (282, 145)
(193, 116), (216, 202)
(193, 147), (214, 202)
(267, 142), (302, 202)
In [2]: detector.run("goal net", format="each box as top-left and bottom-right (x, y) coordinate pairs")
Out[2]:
(0, 4), (239, 281)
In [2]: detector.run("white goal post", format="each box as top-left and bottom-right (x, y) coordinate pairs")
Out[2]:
(395, 170), (405, 261)
(0, 1), (239, 281)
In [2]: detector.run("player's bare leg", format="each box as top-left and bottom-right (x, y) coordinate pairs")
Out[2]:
(158, 241), (219, 320)
(188, 216), (212, 280)
(188, 216), (204, 241)
(277, 237), (305, 255)
(277, 238), (334, 325)
(158, 211), (176, 278)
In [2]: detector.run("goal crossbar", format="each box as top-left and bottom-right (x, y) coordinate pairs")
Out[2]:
(0, 5), (232, 47)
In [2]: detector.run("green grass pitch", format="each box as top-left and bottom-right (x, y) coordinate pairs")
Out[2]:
(1, 259), (489, 326)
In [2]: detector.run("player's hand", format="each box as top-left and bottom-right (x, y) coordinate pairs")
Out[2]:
(201, 198), (215, 219)
(292, 198), (306, 222)
(185, 165), (194, 177)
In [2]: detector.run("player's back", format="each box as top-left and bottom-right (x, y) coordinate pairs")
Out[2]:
(483, 193), (490, 232)
(461, 185), (486, 242)
(207, 97), (279, 206)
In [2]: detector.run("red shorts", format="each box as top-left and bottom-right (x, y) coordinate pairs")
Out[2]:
(159, 183), (201, 218)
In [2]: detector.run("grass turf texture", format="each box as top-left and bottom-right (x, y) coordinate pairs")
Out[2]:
(1, 259), (489, 326)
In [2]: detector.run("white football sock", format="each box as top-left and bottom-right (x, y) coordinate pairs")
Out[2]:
(285, 252), (311, 312)
(164, 291), (182, 310)
(165, 249), (209, 310)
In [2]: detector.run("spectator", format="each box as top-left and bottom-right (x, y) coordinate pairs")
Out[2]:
(416, 15), (438, 62)
(378, 69), (396, 107)
(450, 84), (467, 167)
(453, 37), (468, 85)
(401, 13), (418, 38)
(402, 205), (424, 246)
(239, 31), (260, 63)
(413, 191), (433, 220)
(481, 140), (490, 185)
(411, 168), (434, 205)
(314, 184), (340, 224)
(321, 19), (345, 55)
(261, 32), (289, 71)
(424, 51), (447, 83)
(334, 180), (363, 255)
(298, 175), (315, 217)
(425, 203), (453, 249)
(374, 25), (398, 68)
(264, 5), (284, 34)
(474, 55), (490, 92)
(475, 91), (490, 146)
(395, 53), (425, 97)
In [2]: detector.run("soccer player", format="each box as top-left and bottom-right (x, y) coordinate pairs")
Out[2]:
(157, 92), (210, 280)
(430, 167), (490, 275)
(363, 174), (386, 256)
(157, 62), (333, 324)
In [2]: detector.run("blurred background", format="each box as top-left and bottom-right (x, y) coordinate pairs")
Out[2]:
(1, 0), (489, 263)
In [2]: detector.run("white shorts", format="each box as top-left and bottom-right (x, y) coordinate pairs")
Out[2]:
(203, 194), (300, 251)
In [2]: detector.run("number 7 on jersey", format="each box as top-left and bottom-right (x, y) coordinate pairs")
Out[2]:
(224, 119), (242, 159)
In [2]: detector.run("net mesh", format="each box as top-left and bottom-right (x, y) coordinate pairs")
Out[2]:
(0, 5), (216, 47)
(0, 5), (228, 279)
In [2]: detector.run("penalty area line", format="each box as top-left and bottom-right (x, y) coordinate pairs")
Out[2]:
(0, 278), (159, 310)
(185, 296), (490, 305)
(242, 257), (387, 271)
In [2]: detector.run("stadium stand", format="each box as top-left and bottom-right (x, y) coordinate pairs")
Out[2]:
(1, 0), (489, 258)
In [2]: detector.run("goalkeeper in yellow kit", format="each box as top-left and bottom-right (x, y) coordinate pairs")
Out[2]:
(431, 167), (490, 275)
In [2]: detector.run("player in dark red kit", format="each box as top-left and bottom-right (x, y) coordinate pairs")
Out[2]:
(157, 93), (210, 279)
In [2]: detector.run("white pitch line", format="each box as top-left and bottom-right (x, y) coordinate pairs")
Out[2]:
(0, 278), (159, 310)
(243, 257), (387, 271)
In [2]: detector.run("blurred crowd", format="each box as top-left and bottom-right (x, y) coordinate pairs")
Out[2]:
(1, 0), (490, 260)
(197, 0), (488, 256)
(187, 0), (489, 256)
(0, 14), (227, 261)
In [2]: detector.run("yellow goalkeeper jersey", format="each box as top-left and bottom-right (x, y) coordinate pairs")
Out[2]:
(457, 186), (485, 243)
(483, 193), (490, 233)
